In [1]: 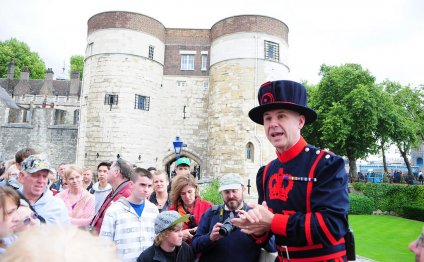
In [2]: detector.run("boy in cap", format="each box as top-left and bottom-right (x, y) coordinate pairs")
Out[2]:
(137, 211), (194, 262)
(174, 157), (191, 177)
(192, 174), (275, 262)
(18, 155), (69, 224)
(232, 80), (350, 261)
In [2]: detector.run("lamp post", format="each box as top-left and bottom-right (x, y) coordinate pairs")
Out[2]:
(173, 136), (183, 159)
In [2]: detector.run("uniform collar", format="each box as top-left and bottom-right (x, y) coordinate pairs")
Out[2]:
(276, 136), (307, 163)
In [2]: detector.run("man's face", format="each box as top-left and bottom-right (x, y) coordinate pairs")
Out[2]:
(20, 170), (49, 199)
(176, 165), (190, 176)
(82, 169), (93, 183)
(221, 187), (244, 211)
(263, 109), (305, 153)
(97, 165), (109, 183)
(58, 164), (66, 178)
(130, 175), (153, 202)
(107, 163), (119, 184)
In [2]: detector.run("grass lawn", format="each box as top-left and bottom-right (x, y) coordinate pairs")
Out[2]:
(350, 215), (423, 261)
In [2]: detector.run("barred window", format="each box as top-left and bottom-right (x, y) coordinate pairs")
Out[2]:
(177, 81), (187, 87)
(181, 54), (195, 70)
(104, 94), (118, 105)
(264, 40), (279, 61)
(149, 45), (154, 60)
(135, 95), (150, 111)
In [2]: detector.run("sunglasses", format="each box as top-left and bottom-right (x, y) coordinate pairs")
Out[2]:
(22, 213), (39, 225)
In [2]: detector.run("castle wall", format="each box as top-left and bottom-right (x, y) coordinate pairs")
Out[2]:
(0, 108), (77, 168)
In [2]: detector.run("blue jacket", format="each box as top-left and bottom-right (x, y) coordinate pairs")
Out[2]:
(192, 203), (275, 262)
(256, 137), (349, 261)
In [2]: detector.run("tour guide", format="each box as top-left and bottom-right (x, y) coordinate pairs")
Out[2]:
(232, 80), (349, 261)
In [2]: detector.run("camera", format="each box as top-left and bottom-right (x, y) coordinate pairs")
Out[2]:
(219, 216), (235, 236)
(187, 215), (197, 228)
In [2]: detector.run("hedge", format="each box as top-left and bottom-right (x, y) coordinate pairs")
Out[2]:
(351, 182), (424, 219)
(349, 193), (374, 214)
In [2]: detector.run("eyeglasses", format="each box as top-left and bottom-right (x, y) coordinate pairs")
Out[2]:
(416, 235), (423, 248)
(22, 213), (39, 225)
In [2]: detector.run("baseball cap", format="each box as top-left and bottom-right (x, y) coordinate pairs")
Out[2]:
(175, 157), (191, 167)
(219, 173), (243, 192)
(21, 155), (55, 174)
(155, 211), (190, 234)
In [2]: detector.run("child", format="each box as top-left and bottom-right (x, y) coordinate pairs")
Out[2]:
(137, 211), (194, 262)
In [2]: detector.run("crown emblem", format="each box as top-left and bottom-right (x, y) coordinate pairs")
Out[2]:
(268, 168), (294, 201)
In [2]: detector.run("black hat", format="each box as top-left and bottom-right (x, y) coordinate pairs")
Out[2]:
(248, 80), (317, 125)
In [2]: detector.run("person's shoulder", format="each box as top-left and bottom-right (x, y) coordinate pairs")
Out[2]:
(306, 144), (343, 162)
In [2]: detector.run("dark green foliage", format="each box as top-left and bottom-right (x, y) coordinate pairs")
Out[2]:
(200, 178), (221, 204)
(402, 205), (424, 221)
(349, 193), (374, 214)
(351, 182), (424, 218)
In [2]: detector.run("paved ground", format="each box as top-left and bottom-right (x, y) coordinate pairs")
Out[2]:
(355, 255), (376, 261)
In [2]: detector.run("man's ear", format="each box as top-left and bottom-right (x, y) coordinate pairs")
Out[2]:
(18, 171), (25, 184)
(298, 114), (306, 129)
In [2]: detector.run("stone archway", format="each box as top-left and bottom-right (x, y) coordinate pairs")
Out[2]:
(163, 149), (203, 179)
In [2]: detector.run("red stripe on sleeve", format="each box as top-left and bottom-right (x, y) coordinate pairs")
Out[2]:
(316, 212), (344, 245)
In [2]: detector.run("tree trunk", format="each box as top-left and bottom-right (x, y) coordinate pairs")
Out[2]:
(397, 143), (413, 176)
(348, 157), (357, 182)
(381, 141), (388, 174)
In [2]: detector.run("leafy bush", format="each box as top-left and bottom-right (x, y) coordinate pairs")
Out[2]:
(349, 193), (374, 214)
(351, 182), (424, 218)
(402, 205), (424, 221)
(200, 178), (221, 204)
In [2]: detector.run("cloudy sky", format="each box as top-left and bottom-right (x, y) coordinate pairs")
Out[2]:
(1, 0), (423, 86)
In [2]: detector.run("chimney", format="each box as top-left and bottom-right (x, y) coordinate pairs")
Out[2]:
(45, 68), (54, 81)
(39, 68), (54, 96)
(7, 60), (15, 80)
(13, 67), (31, 95)
(20, 67), (30, 80)
(69, 70), (80, 96)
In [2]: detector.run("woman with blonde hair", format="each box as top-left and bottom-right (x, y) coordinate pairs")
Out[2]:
(169, 174), (212, 243)
(149, 170), (171, 213)
(56, 165), (95, 226)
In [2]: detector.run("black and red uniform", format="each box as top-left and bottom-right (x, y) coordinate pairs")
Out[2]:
(254, 137), (349, 262)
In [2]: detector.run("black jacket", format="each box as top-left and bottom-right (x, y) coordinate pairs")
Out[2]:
(137, 242), (194, 262)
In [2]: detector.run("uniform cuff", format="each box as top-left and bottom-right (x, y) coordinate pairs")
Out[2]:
(271, 214), (289, 236)
(251, 231), (270, 244)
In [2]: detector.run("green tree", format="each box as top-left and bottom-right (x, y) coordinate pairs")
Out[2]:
(382, 81), (423, 176)
(70, 55), (84, 80)
(311, 64), (379, 178)
(0, 38), (45, 79)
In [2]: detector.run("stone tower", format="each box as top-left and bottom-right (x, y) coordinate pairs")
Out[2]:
(207, 15), (289, 182)
(77, 12), (166, 168)
(77, 12), (290, 187)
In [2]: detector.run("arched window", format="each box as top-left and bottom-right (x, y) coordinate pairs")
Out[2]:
(417, 157), (423, 166)
(246, 142), (254, 162)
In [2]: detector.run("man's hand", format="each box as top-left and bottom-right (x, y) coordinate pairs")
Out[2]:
(209, 222), (223, 241)
(231, 201), (274, 235)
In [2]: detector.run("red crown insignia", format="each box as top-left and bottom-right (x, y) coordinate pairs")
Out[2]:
(268, 168), (294, 201)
